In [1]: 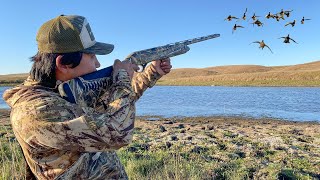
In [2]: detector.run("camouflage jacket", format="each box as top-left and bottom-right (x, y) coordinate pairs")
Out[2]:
(3, 64), (162, 180)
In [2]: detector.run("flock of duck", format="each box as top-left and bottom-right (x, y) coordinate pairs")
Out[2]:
(225, 8), (311, 53)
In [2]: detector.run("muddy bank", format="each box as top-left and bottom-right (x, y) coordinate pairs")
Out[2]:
(133, 115), (320, 154)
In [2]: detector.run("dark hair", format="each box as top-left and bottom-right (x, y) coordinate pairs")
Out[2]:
(29, 52), (82, 87)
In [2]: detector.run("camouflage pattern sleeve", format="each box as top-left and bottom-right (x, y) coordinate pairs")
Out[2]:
(19, 69), (136, 152)
(131, 63), (162, 99)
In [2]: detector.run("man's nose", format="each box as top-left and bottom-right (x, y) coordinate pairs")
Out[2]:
(95, 60), (101, 68)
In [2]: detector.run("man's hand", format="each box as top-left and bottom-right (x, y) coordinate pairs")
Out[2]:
(151, 58), (172, 76)
(113, 59), (139, 80)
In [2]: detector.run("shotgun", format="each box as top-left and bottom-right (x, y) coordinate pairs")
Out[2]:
(58, 33), (220, 106)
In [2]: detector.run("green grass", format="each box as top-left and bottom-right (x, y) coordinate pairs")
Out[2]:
(118, 150), (208, 180)
(0, 126), (26, 180)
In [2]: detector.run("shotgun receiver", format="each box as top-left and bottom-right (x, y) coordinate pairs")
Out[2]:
(58, 33), (220, 106)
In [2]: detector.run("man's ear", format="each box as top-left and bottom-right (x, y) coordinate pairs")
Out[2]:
(56, 55), (69, 74)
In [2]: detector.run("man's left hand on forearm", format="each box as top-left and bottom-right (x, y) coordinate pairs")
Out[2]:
(152, 58), (172, 75)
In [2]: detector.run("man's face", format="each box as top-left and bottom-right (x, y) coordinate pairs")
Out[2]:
(71, 53), (101, 78)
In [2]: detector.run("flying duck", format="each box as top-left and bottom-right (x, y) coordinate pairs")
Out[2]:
(265, 12), (275, 19)
(232, 24), (244, 34)
(251, 13), (260, 21)
(279, 34), (298, 44)
(285, 20), (296, 27)
(225, 15), (239, 21)
(242, 8), (248, 20)
(301, 17), (311, 24)
(251, 19), (263, 27)
(250, 40), (273, 53)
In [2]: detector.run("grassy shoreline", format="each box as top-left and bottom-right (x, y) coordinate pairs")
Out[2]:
(0, 83), (22, 87)
(0, 109), (319, 179)
(2, 82), (320, 87)
(156, 80), (320, 87)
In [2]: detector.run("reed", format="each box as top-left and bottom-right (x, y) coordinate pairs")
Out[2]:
(0, 126), (26, 180)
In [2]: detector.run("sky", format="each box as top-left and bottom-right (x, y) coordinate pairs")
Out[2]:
(0, 0), (319, 75)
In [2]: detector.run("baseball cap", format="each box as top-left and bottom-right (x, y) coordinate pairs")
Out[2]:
(36, 15), (114, 55)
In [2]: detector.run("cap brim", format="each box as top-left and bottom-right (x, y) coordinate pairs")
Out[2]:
(81, 42), (114, 55)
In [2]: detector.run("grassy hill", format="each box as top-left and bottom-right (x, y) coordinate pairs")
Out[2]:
(158, 60), (320, 86)
(1, 61), (320, 86)
(0, 73), (28, 86)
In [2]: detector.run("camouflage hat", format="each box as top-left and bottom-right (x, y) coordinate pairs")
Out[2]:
(36, 15), (114, 55)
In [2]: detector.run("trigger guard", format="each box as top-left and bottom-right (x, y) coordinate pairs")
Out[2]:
(137, 64), (148, 72)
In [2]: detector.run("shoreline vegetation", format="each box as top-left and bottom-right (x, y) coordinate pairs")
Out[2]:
(1, 61), (320, 87)
(0, 109), (319, 179)
(0, 73), (27, 87)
